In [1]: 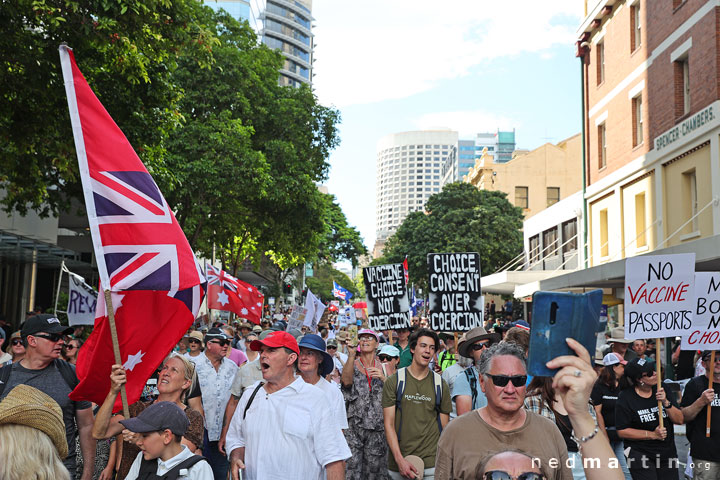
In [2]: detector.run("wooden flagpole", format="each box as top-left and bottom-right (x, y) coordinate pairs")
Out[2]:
(656, 339), (664, 429)
(707, 350), (715, 437)
(104, 290), (130, 418)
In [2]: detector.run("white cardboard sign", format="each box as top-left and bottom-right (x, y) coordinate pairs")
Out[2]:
(681, 272), (720, 349)
(624, 253), (695, 340)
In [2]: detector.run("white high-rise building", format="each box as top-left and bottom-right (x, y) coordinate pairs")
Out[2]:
(375, 130), (458, 247)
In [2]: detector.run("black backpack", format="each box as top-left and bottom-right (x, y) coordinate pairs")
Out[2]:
(138, 454), (208, 480)
(0, 358), (78, 397)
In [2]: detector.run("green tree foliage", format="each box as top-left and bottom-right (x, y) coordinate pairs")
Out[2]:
(305, 263), (359, 303)
(160, 8), (346, 274)
(378, 182), (524, 290)
(1, 0), (215, 216)
(317, 194), (367, 266)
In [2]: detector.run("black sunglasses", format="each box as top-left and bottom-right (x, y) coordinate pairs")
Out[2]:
(471, 342), (490, 351)
(63, 344), (77, 350)
(11, 339), (23, 346)
(484, 471), (545, 480)
(33, 333), (64, 342)
(379, 355), (395, 362)
(486, 374), (527, 387)
(208, 339), (229, 347)
(188, 339), (201, 344)
(327, 345), (337, 350)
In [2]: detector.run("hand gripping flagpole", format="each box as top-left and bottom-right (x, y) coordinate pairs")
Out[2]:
(59, 44), (130, 418)
(105, 290), (131, 418)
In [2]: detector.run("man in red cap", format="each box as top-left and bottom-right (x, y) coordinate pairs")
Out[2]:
(225, 331), (350, 480)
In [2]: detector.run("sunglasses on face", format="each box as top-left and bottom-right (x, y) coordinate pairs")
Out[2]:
(471, 342), (490, 351)
(208, 340), (229, 347)
(64, 344), (77, 350)
(484, 471), (546, 480)
(188, 339), (201, 344)
(33, 333), (64, 342)
(379, 355), (397, 362)
(641, 371), (656, 378)
(11, 339), (23, 346)
(327, 346), (337, 350)
(486, 373), (527, 387)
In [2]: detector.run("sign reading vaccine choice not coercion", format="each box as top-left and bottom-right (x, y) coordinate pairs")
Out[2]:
(363, 263), (411, 331)
(624, 253), (695, 340)
(427, 252), (483, 331)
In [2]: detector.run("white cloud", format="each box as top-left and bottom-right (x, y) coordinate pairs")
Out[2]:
(312, 0), (582, 107)
(414, 110), (519, 137)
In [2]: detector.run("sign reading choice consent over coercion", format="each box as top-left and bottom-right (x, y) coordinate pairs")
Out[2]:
(363, 263), (411, 330)
(427, 252), (482, 331)
(624, 253), (695, 340)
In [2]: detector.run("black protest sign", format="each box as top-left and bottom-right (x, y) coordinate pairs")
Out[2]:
(427, 252), (483, 331)
(363, 263), (411, 330)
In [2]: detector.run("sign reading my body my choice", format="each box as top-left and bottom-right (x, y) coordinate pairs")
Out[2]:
(624, 253), (695, 340)
(363, 263), (411, 330)
(427, 252), (482, 331)
(681, 272), (720, 349)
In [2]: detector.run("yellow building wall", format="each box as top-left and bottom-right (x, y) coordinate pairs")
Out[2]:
(621, 174), (656, 257)
(662, 143), (713, 247)
(466, 134), (582, 219)
(589, 192), (621, 266)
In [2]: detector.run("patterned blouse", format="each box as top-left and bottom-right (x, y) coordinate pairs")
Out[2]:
(342, 361), (386, 431)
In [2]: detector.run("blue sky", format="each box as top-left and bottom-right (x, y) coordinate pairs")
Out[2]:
(311, 1), (584, 252)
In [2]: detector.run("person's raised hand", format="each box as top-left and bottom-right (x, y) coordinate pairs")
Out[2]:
(109, 364), (127, 394)
(546, 338), (597, 418)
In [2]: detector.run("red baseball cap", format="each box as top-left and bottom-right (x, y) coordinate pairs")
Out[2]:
(249, 331), (299, 354)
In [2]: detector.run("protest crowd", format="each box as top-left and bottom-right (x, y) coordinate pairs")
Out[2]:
(0, 303), (718, 480)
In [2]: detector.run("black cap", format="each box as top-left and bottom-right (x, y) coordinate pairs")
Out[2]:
(625, 357), (656, 380)
(119, 401), (189, 436)
(205, 327), (229, 341)
(21, 314), (73, 338)
(701, 350), (719, 360)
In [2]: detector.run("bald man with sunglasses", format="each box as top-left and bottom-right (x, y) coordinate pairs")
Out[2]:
(435, 342), (572, 480)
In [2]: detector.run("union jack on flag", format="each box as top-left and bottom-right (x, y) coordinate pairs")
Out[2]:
(332, 281), (353, 301)
(206, 263), (240, 293)
(59, 45), (204, 293)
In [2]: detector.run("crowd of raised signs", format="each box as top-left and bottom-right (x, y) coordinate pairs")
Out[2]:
(0, 307), (718, 480)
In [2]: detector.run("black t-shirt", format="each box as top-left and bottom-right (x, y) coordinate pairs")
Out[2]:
(555, 413), (578, 453)
(680, 375), (720, 461)
(615, 387), (678, 459)
(591, 381), (621, 442)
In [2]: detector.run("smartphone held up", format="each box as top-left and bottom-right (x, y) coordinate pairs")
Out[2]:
(526, 289), (604, 377)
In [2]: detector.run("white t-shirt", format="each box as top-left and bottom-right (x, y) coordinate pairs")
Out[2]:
(124, 445), (213, 480)
(312, 377), (348, 430)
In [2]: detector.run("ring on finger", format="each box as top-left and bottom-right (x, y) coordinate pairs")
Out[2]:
(573, 369), (582, 377)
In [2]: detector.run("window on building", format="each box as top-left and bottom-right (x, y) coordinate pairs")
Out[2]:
(635, 192), (647, 247)
(529, 235), (540, 263)
(562, 220), (578, 254)
(631, 3), (641, 51)
(598, 122), (607, 169)
(597, 41), (605, 85)
(543, 228), (559, 257)
(675, 58), (690, 117)
(547, 187), (560, 207)
(684, 169), (699, 232)
(515, 186), (529, 209)
(599, 209), (609, 257)
(632, 95), (643, 147)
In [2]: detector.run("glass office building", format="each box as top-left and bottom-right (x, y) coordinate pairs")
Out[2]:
(204, 0), (314, 87)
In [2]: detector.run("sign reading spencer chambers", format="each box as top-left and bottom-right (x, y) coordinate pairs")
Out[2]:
(655, 102), (717, 152)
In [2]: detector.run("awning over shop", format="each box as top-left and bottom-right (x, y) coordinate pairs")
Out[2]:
(0, 230), (91, 270)
(481, 270), (568, 295)
(514, 233), (720, 298)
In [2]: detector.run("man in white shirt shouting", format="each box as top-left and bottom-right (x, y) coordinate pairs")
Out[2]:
(225, 331), (350, 480)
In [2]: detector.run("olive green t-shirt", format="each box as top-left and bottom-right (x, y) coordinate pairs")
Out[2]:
(382, 368), (452, 471)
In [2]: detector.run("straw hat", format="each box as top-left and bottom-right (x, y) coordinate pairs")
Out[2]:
(608, 327), (632, 344)
(0, 384), (68, 458)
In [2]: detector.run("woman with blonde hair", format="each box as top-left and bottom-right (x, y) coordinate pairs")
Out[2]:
(92, 352), (204, 479)
(0, 384), (70, 480)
